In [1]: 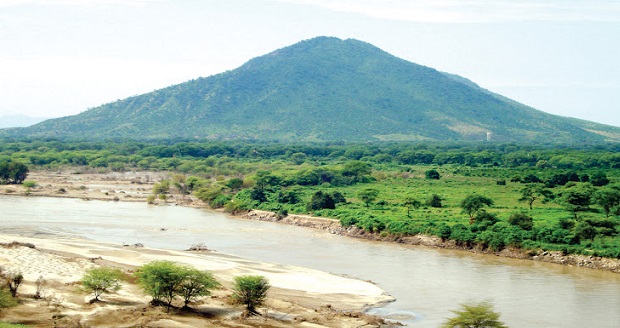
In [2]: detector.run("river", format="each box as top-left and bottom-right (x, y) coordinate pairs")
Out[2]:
(2, 195), (619, 327)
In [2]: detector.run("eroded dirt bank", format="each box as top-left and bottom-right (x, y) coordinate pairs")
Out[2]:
(243, 210), (620, 273)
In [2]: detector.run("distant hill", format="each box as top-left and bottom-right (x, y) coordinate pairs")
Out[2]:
(3, 36), (619, 143)
(0, 114), (50, 129)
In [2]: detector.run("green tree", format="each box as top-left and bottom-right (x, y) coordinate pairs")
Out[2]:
(153, 180), (171, 195)
(135, 260), (184, 311)
(427, 194), (443, 208)
(225, 178), (244, 191)
(171, 174), (189, 194)
(559, 186), (593, 219)
(507, 212), (534, 230)
(4, 271), (23, 298)
(331, 191), (347, 204)
(81, 267), (124, 303)
(403, 197), (422, 217)
(425, 169), (441, 180)
(442, 300), (508, 328)
(232, 275), (270, 315)
(254, 171), (281, 190)
(178, 267), (220, 308)
(518, 184), (553, 210)
(0, 160), (29, 184)
(461, 195), (494, 225)
(590, 172), (610, 187)
(576, 221), (596, 241)
(290, 152), (307, 165)
(307, 191), (336, 210)
(593, 188), (620, 217)
(342, 161), (371, 177)
(135, 260), (219, 311)
(358, 188), (379, 207)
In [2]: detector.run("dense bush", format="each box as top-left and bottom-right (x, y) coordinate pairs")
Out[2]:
(0, 160), (28, 184)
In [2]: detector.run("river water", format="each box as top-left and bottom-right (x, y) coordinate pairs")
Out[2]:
(2, 195), (619, 327)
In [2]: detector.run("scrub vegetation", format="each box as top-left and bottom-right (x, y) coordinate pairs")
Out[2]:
(2, 140), (620, 258)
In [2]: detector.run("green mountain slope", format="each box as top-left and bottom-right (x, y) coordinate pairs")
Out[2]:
(4, 36), (619, 142)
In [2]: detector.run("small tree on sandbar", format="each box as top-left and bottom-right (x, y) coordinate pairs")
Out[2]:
(232, 275), (270, 315)
(81, 267), (124, 303)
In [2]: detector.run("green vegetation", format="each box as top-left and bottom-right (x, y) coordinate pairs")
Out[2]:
(231, 275), (270, 314)
(442, 301), (507, 328)
(0, 288), (18, 309)
(3, 271), (23, 298)
(0, 160), (28, 184)
(135, 260), (219, 311)
(2, 139), (620, 259)
(4, 37), (619, 143)
(0, 322), (28, 328)
(81, 267), (124, 303)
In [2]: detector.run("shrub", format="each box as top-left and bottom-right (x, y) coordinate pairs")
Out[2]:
(4, 271), (23, 297)
(427, 194), (443, 208)
(437, 224), (452, 240)
(331, 191), (347, 204)
(442, 300), (507, 328)
(22, 180), (37, 189)
(425, 169), (441, 180)
(590, 172), (610, 186)
(508, 212), (534, 230)
(357, 188), (379, 207)
(358, 216), (386, 232)
(307, 191), (335, 211)
(231, 275), (270, 314)
(0, 288), (17, 309)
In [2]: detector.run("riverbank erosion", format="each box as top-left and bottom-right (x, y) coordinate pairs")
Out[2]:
(243, 210), (620, 273)
(0, 234), (394, 327)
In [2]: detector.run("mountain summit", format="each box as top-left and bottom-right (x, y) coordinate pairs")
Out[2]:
(5, 36), (619, 142)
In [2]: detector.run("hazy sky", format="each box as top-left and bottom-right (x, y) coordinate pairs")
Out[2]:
(1, 0), (619, 127)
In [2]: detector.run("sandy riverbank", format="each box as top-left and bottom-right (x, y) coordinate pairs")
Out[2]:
(0, 169), (396, 327)
(0, 233), (394, 327)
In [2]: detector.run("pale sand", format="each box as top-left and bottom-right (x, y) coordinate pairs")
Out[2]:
(0, 233), (395, 327)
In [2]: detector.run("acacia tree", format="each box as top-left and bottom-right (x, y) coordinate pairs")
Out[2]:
(593, 188), (620, 217)
(442, 301), (507, 328)
(232, 275), (270, 315)
(518, 184), (554, 210)
(461, 195), (494, 225)
(135, 261), (185, 311)
(135, 260), (219, 311)
(403, 197), (422, 217)
(81, 267), (124, 303)
(559, 186), (593, 219)
(178, 267), (220, 307)
(358, 188), (379, 208)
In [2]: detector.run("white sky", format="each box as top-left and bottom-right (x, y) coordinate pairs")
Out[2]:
(1, 0), (619, 127)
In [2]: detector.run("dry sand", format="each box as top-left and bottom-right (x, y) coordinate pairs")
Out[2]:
(0, 169), (397, 327)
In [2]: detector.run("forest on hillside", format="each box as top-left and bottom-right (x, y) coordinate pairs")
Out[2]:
(2, 140), (620, 258)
